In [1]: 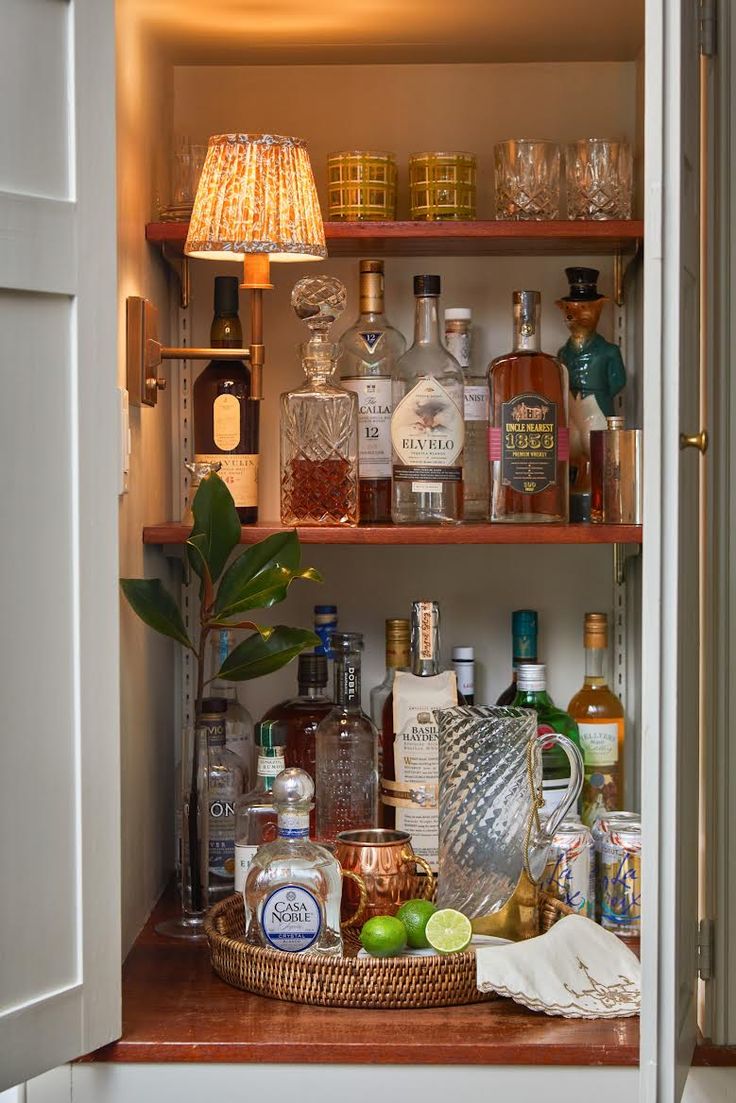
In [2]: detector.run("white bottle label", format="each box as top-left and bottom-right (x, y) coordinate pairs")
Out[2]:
(194, 452), (259, 508)
(234, 843), (259, 893)
(261, 885), (322, 952)
(342, 377), (392, 478)
(257, 753), (285, 778)
(391, 376), (464, 476)
(578, 721), (620, 766)
(213, 393), (241, 450)
(463, 385), (489, 422)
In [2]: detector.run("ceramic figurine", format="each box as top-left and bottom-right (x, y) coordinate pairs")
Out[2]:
(556, 268), (626, 522)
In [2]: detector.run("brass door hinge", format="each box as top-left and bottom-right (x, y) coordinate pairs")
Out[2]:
(699, 917), (714, 981)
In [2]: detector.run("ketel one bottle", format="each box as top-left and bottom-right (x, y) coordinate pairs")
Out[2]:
(380, 601), (458, 872)
(511, 664), (582, 818)
(201, 697), (245, 903)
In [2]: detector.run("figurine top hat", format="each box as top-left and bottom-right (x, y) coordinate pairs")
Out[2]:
(560, 267), (605, 302)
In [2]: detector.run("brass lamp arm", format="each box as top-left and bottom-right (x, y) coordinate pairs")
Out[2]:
(160, 346), (253, 360)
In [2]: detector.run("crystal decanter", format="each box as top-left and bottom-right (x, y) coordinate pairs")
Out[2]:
(280, 276), (360, 525)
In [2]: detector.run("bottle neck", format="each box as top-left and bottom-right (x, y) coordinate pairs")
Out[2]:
(277, 806), (311, 840)
(386, 643), (410, 672)
(301, 339), (339, 385)
(584, 646), (607, 685)
(255, 749), (286, 792)
(334, 653), (362, 708)
(414, 295), (442, 347)
(211, 313), (243, 349)
(516, 687), (552, 708)
(411, 603), (441, 677)
(512, 302), (541, 353)
(298, 683), (329, 699)
(360, 271), (385, 315)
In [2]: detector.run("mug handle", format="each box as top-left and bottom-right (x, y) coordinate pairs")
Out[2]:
(340, 869), (369, 930)
(535, 731), (584, 840)
(402, 848), (436, 900)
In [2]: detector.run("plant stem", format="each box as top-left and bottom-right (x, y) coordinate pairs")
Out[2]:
(187, 625), (210, 914)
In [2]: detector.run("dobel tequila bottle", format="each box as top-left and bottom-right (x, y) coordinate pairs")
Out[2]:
(489, 290), (569, 522)
(193, 276), (260, 523)
(244, 769), (344, 955)
(340, 260), (406, 522)
(280, 277), (359, 526)
(391, 275), (464, 524)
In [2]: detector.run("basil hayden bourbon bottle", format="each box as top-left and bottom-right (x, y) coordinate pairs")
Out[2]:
(489, 290), (569, 522)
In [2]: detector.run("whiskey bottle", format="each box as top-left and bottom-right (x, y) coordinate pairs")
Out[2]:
(340, 260), (406, 523)
(444, 308), (489, 520)
(280, 276), (359, 526)
(380, 601), (458, 872)
(233, 720), (286, 893)
(193, 276), (259, 523)
(201, 697), (245, 903)
(370, 618), (410, 729)
(315, 633), (379, 843)
(244, 769), (344, 955)
(511, 664), (581, 818)
(567, 612), (625, 826)
(489, 291), (569, 522)
(496, 609), (538, 705)
(391, 276), (465, 524)
(258, 652), (333, 789)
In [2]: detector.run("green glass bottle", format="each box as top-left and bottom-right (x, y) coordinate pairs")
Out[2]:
(496, 609), (538, 705)
(512, 662), (581, 816)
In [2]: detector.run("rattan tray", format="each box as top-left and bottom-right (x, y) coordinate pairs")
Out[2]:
(205, 892), (574, 1009)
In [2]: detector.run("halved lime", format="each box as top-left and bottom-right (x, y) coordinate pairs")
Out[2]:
(425, 908), (472, 954)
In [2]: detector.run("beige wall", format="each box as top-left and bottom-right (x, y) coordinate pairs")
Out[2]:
(117, 7), (176, 955)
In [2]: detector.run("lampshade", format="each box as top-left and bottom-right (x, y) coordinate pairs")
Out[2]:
(185, 133), (326, 263)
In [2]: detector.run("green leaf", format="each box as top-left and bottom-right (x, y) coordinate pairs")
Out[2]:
(187, 473), (241, 583)
(120, 579), (193, 649)
(216, 626), (320, 681)
(214, 530), (322, 618)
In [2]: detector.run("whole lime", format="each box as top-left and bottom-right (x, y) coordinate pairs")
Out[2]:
(359, 915), (408, 958)
(395, 898), (437, 949)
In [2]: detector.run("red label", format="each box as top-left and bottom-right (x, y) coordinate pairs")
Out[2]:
(489, 426), (502, 461)
(558, 427), (570, 461)
(538, 723), (556, 751)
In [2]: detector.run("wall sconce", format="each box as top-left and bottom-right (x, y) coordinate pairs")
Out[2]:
(127, 133), (326, 406)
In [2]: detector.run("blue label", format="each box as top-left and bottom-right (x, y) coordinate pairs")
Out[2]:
(262, 886), (322, 952)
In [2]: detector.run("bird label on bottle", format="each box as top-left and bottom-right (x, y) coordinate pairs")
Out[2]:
(194, 452), (259, 508)
(213, 393), (242, 450)
(391, 376), (464, 483)
(491, 392), (561, 494)
(342, 377), (392, 478)
(262, 886), (322, 952)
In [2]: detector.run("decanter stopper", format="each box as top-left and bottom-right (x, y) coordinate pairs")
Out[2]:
(272, 767), (315, 807)
(291, 276), (346, 337)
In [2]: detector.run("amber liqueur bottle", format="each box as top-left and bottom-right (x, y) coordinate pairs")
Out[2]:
(193, 276), (260, 523)
(489, 290), (569, 522)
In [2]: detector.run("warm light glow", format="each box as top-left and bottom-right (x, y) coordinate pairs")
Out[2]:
(185, 133), (326, 263)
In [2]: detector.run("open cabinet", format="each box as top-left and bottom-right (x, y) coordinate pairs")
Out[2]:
(0, 0), (727, 1100)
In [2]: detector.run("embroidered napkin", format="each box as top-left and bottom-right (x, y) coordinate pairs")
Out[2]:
(476, 914), (640, 1018)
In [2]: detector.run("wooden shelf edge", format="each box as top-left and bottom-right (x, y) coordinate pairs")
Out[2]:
(143, 522), (643, 547)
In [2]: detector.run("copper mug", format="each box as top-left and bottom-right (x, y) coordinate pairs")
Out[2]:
(335, 829), (435, 922)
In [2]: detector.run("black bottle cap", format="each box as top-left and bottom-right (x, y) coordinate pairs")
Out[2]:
(414, 274), (441, 297)
(297, 653), (328, 688)
(200, 696), (228, 714)
(214, 275), (240, 315)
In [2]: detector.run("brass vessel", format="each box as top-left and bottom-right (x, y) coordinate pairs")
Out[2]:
(335, 829), (434, 922)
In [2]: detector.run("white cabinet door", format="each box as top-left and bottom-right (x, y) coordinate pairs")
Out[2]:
(0, 0), (120, 1088)
(640, 0), (702, 1099)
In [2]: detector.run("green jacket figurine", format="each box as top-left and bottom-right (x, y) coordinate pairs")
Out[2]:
(556, 268), (626, 518)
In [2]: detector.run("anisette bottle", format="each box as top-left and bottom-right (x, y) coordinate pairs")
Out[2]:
(391, 275), (465, 524)
(244, 769), (344, 955)
(340, 259), (406, 522)
(444, 308), (489, 520)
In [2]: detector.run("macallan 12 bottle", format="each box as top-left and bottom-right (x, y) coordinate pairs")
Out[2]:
(193, 276), (259, 523)
(340, 260), (406, 522)
(489, 290), (569, 522)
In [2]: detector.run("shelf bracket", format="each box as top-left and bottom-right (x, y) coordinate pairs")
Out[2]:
(613, 243), (642, 307)
(161, 243), (191, 310)
(613, 542), (640, 586)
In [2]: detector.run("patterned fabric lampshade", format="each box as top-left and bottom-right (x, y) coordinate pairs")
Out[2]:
(185, 133), (327, 263)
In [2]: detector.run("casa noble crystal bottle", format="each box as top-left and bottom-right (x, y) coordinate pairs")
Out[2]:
(340, 260), (406, 522)
(391, 275), (465, 524)
(280, 276), (359, 526)
(567, 612), (625, 827)
(193, 276), (260, 523)
(489, 290), (569, 522)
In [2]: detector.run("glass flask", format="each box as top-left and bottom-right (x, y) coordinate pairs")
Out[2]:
(280, 276), (359, 526)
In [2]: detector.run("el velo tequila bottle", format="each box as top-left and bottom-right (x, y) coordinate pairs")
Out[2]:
(340, 260), (406, 522)
(233, 721), (286, 893)
(244, 769), (344, 955)
(380, 601), (458, 873)
(489, 290), (569, 522)
(391, 275), (465, 524)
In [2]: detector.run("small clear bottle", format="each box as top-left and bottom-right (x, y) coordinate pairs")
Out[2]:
(209, 629), (255, 783)
(202, 697), (245, 903)
(244, 769), (344, 955)
(444, 308), (489, 520)
(370, 618), (410, 729)
(233, 720), (286, 893)
(315, 632), (380, 843)
(391, 275), (465, 524)
(280, 276), (359, 526)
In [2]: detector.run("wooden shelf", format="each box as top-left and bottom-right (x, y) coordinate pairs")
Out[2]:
(143, 522), (643, 547)
(146, 219), (643, 259)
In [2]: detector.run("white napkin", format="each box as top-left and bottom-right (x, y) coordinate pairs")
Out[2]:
(476, 914), (640, 1018)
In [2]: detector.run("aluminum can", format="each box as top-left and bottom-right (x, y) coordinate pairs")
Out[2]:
(541, 818), (594, 917)
(591, 811), (639, 922)
(598, 815), (642, 937)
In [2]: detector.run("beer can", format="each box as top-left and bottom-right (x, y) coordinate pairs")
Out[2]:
(541, 818), (594, 917)
(598, 815), (642, 937)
